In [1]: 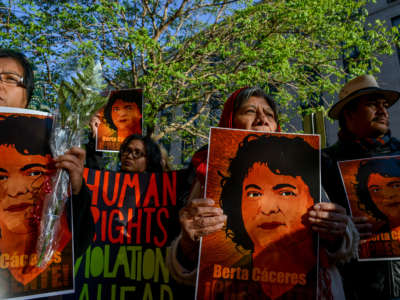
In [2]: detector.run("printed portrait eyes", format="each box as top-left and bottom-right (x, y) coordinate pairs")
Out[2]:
(0, 174), (8, 181)
(247, 191), (262, 198)
(389, 181), (400, 189)
(369, 186), (381, 193)
(27, 170), (45, 177)
(278, 190), (297, 196)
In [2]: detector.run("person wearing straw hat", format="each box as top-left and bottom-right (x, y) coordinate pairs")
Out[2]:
(322, 74), (400, 299)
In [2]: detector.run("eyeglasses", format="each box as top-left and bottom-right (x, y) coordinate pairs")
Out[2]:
(0, 72), (25, 87)
(122, 148), (146, 159)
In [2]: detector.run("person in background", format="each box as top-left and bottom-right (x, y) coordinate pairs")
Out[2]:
(119, 134), (163, 173)
(322, 74), (400, 299)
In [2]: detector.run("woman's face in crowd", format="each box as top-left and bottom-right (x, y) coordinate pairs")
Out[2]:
(111, 99), (141, 131)
(367, 172), (400, 226)
(0, 57), (27, 108)
(233, 96), (277, 132)
(241, 162), (313, 253)
(0, 145), (51, 235)
(120, 139), (147, 173)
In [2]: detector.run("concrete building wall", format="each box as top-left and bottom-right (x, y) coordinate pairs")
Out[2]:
(325, 0), (400, 146)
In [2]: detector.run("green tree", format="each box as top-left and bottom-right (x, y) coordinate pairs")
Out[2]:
(0, 0), (398, 162)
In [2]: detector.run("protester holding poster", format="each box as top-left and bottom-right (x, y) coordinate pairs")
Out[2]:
(195, 129), (319, 299)
(338, 156), (400, 260)
(0, 48), (93, 258)
(167, 87), (353, 299)
(322, 74), (400, 299)
(0, 49), (95, 298)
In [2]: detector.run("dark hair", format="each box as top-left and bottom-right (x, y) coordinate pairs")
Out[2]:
(356, 158), (400, 225)
(104, 90), (142, 130)
(0, 114), (51, 155)
(233, 87), (280, 127)
(0, 49), (34, 106)
(220, 134), (319, 252)
(119, 134), (163, 173)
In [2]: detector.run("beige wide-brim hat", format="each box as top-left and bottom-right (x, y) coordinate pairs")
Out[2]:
(328, 75), (400, 119)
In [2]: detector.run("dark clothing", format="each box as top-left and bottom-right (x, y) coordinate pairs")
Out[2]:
(84, 135), (105, 170)
(67, 182), (94, 258)
(322, 132), (400, 299)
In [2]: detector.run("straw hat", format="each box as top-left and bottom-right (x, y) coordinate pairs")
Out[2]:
(328, 75), (400, 119)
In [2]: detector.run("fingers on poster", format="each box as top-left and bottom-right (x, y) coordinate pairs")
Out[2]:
(0, 107), (73, 299)
(96, 89), (143, 152)
(338, 155), (400, 261)
(196, 127), (320, 300)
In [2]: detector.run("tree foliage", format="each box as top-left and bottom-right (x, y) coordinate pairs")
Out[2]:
(0, 0), (398, 162)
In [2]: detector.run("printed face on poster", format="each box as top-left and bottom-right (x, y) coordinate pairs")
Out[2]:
(0, 107), (73, 299)
(96, 89), (143, 152)
(338, 155), (400, 260)
(196, 127), (320, 300)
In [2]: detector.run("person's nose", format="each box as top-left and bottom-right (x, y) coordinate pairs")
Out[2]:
(7, 175), (29, 198)
(376, 102), (389, 118)
(260, 199), (281, 216)
(254, 109), (269, 126)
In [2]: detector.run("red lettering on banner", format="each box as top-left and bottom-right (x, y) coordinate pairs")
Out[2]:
(142, 174), (159, 207)
(90, 206), (100, 241)
(154, 208), (169, 247)
(163, 172), (176, 206)
(102, 171), (120, 206)
(101, 210), (107, 242)
(126, 208), (142, 244)
(118, 173), (141, 208)
(144, 207), (156, 243)
(108, 209), (125, 244)
(83, 168), (101, 205)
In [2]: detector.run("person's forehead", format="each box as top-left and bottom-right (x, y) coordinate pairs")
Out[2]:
(358, 95), (388, 104)
(0, 57), (24, 76)
(241, 96), (272, 108)
(127, 139), (144, 149)
(112, 98), (132, 105)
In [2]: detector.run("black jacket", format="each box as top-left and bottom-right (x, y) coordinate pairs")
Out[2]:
(322, 133), (400, 300)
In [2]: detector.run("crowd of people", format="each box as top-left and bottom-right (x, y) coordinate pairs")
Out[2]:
(0, 48), (399, 299)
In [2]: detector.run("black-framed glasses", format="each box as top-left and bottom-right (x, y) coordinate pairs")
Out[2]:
(122, 148), (146, 159)
(0, 72), (25, 87)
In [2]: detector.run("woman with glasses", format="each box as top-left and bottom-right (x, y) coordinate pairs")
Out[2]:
(119, 134), (163, 173)
(0, 49), (34, 108)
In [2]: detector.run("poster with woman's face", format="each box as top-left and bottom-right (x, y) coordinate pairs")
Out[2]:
(0, 107), (73, 299)
(96, 89), (143, 152)
(338, 155), (400, 261)
(196, 128), (320, 300)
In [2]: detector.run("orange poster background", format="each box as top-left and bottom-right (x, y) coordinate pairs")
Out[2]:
(339, 156), (400, 260)
(96, 89), (143, 152)
(197, 128), (319, 300)
(0, 109), (73, 299)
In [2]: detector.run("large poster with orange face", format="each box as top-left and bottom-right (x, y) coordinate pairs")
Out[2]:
(96, 89), (143, 152)
(196, 128), (320, 300)
(0, 107), (73, 299)
(338, 156), (400, 261)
